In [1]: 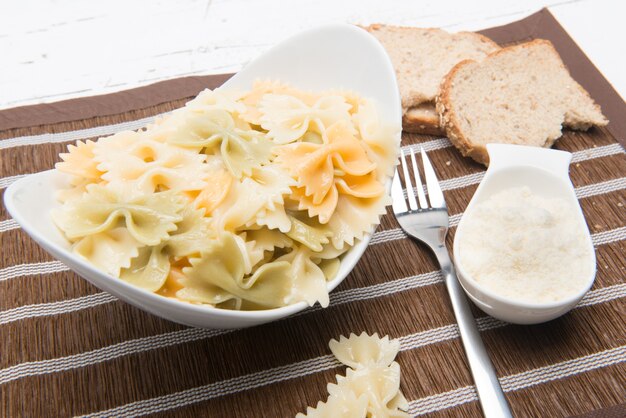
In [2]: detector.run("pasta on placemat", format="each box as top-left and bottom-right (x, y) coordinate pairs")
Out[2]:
(296, 332), (409, 418)
(52, 80), (399, 310)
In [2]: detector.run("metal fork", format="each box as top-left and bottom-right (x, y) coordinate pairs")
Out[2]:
(392, 148), (512, 418)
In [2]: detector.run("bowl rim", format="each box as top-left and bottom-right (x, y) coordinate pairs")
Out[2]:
(5, 169), (375, 320)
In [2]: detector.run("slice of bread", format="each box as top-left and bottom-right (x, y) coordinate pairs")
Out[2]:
(437, 39), (608, 165)
(402, 103), (444, 135)
(365, 24), (500, 134)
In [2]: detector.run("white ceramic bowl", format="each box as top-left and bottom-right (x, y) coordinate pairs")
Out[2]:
(4, 24), (402, 329)
(453, 144), (596, 325)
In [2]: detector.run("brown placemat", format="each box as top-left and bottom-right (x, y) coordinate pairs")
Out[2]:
(1, 8), (625, 418)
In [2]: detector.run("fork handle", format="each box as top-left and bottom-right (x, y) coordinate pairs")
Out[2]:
(437, 253), (513, 418)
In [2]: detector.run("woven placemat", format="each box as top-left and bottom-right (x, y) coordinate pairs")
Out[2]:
(1, 9), (625, 418)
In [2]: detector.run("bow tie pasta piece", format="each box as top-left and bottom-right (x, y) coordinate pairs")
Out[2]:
(329, 332), (400, 369)
(146, 87), (246, 139)
(244, 227), (293, 254)
(165, 108), (273, 178)
(334, 172), (385, 198)
(328, 193), (391, 249)
(119, 244), (170, 292)
(322, 88), (374, 117)
(217, 128), (273, 179)
(297, 333), (409, 418)
(185, 87), (247, 114)
(317, 258), (341, 282)
(161, 107), (252, 146)
(239, 79), (322, 126)
(73, 227), (143, 278)
(56, 176), (101, 204)
(212, 165), (295, 233)
(353, 99), (401, 179)
(275, 246), (329, 308)
(52, 184), (185, 246)
(275, 120), (382, 223)
(178, 232), (293, 309)
(328, 363), (409, 418)
(260, 94), (352, 144)
(192, 156), (233, 214)
(246, 165), (303, 234)
(119, 206), (214, 292)
(290, 171), (384, 226)
(239, 228), (293, 272)
(285, 214), (332, 252)
(110, 141), (206, 190)
(295, 390), (368, 418)
(165, 206), (215, 258)
(94, 133), (209, 195)
(307, 242), (346, 282)
(56, 140), (103, 182)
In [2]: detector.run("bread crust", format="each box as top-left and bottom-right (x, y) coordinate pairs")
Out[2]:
(436, 58), (491, 164)
(402, 105), (445, 135)
(437, 39), (608, 166)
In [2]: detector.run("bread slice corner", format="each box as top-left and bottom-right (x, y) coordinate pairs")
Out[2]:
(364, 24), (500, 111)
(402, 103), (445, 135)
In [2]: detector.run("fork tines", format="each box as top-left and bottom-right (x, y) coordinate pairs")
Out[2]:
(392, 147), (446, 212)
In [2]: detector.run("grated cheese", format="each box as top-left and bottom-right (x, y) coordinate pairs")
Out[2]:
(458, 186), (594, 304)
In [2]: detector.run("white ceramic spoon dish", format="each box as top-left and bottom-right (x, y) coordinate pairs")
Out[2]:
(454, 144), (596, 324)
(4, 24), (402, 329)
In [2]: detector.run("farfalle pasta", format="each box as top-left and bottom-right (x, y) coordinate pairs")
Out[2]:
(53, 81), (399, 310)
(297, 333), (409, 418)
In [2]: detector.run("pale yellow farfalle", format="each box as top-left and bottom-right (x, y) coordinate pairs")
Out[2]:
(166, 206), (215, 258)
(295, 390), (368, 418)
(212, 165), (296, 233)
(178, 232), (294, 309)
(329, 332), (400, 370)
(119, 244), (170, 292)
(243, 227), (293, 259)
(317, 258), (341, 282)
(275, 120), (383, 223)
(185, 87), (247, 114)
(56, 177), (103, 203)
(323, 88), (365, 115)
(328, 193), (390, 249)
(284, 213), (332, 252)
(165, 108), (273, 178)
(52, 184), (185, 246)
(94, 134), (209, 195)
(259, 93), (352, 144)
(353, 99), (401, 179)
(192, 156), (233, 214)
(56, 140), (103, 182)
(328, 363), (409, 418)
(235, 232), (267, 274)
(276, 246), (329, 308)
(118, 206), (214, 292)
(297, 333), (409, 418)
(239, 80), (321, 126)
(73, 227), (143, 278)
(310, 243), (348, 281)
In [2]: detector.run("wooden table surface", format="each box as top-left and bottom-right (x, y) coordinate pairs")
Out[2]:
(1, 0), (625, 109)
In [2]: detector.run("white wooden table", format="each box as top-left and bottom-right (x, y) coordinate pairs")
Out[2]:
(1, 0), (624, 110)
